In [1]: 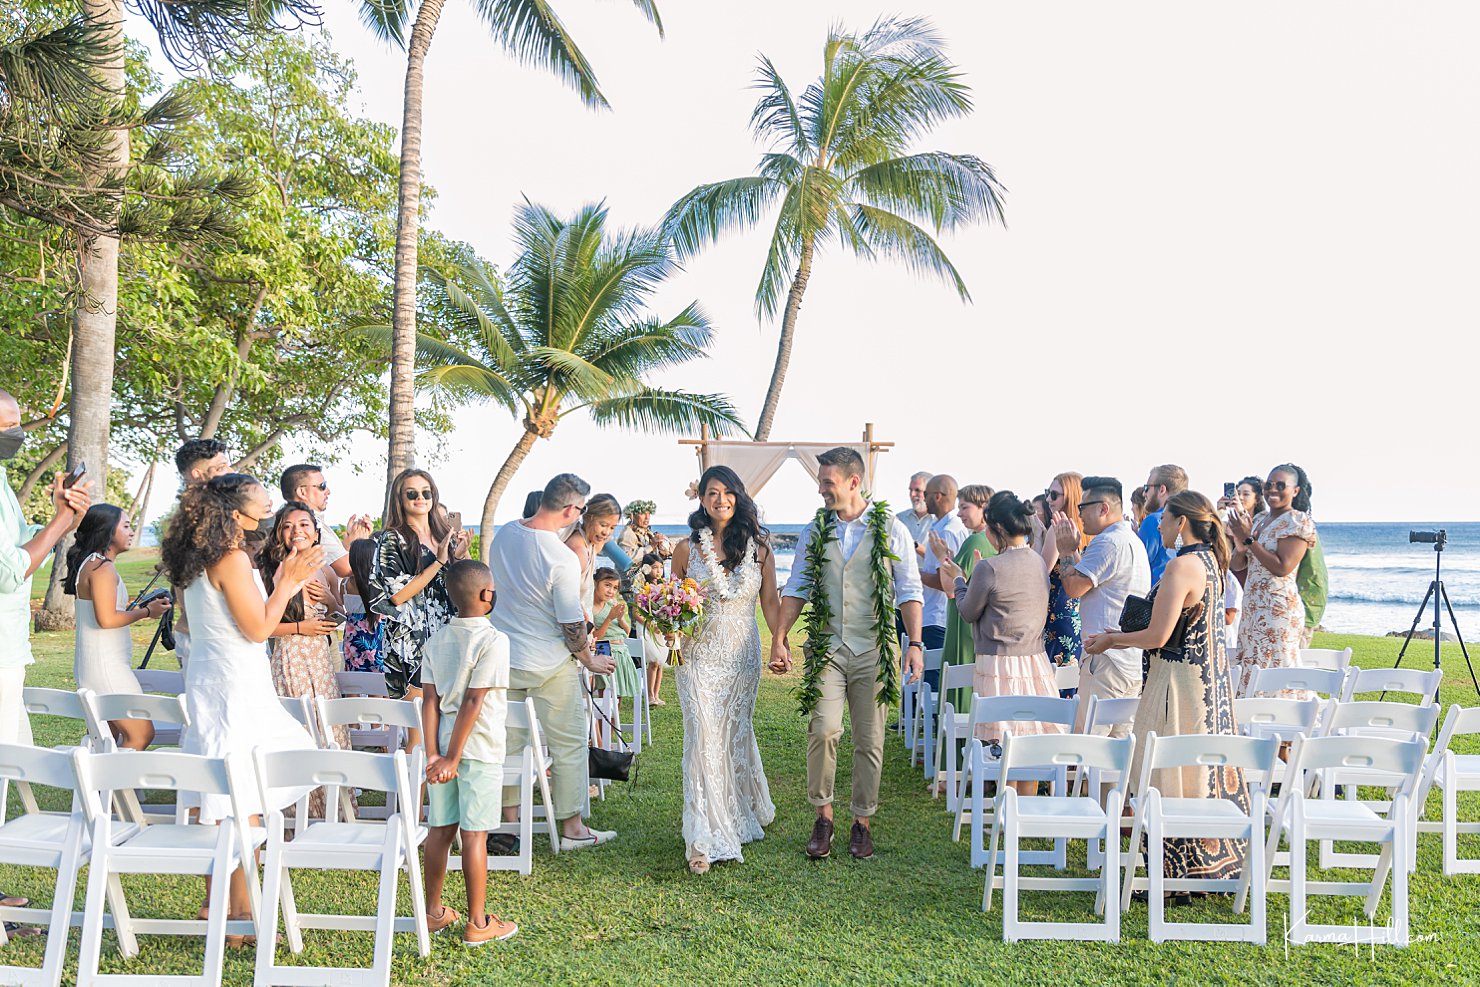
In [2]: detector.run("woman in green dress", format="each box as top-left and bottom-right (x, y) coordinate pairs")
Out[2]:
(929, 483), (995, 793)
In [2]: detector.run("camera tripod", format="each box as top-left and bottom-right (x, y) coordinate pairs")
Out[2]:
(1390, 537), (1480, 696)
(128, 566), (173, 671)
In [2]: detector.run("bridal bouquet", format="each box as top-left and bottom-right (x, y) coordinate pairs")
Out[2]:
(634, 576), (706, 665)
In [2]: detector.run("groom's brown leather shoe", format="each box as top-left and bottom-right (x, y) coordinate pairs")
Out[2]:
(805, 816), (834, 859)
(849, 821), (874, 860)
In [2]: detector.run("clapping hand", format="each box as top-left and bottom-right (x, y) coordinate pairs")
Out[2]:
(343, 514), (373, 544)
(1227, 510), (1253, 543)
(302, 580), (328, 605)
(936, 555), (964, 585)
(278, 545), (325, 589)
(1052, 511), (1081, 556)
(927, 531), (953, 563)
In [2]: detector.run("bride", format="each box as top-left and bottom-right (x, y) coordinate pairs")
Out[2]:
(669, 466), (780, 874)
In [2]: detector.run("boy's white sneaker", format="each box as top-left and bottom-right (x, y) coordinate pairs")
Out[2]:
(559, 828), (617, 851)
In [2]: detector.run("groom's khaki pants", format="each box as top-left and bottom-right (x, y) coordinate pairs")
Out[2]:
(503, 661), (588, 822)
(807, 645), (888, 817)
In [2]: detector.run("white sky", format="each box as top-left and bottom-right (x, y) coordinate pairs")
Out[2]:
(137, 1), (1480, 527)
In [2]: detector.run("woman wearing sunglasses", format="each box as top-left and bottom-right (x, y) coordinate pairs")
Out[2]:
(369, 469), (471, 740)
(1036, 472), (1091, 689)
(1225, 464), (1316, 696)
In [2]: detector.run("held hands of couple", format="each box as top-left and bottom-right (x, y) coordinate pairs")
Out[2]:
(768, 638), (792, 674)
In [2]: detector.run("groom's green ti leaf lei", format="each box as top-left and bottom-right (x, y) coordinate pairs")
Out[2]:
(796, 500), (901, 716)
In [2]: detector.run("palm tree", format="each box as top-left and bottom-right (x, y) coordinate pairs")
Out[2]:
(375, 200), (745, 554)
(356, 0), (663, 502)
(664, 16), (1007, 441)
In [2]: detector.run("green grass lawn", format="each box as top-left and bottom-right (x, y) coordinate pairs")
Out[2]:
(6, 552), (1480, 984)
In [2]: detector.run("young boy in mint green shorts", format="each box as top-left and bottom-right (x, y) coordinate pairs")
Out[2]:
(421, 559), (517, 946)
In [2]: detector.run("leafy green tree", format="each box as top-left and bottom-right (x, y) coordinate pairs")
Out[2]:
(664, 16), (1007, 440)
(356, 0), (663, 501)
(372, 200), (744, 554)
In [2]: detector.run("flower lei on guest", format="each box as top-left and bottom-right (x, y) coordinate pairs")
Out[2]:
(797, 500), (901, 717)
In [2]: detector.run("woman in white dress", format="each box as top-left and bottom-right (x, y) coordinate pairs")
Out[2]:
(669, 466), (779, 874)
(64, 504), (172, 750)
(160, 473), (322, 932)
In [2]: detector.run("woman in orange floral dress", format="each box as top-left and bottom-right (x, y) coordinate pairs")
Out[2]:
(1227, 465), (1316, 696)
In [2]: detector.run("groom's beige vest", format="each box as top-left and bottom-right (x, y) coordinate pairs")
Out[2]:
(820, 531), (882, 656)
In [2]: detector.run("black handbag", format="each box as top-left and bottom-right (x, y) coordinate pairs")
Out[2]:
(581, 671), (635, 783)
(1119, 594), (1154, 634)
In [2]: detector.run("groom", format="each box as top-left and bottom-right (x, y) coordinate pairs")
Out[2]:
(770, 447), (923, 860)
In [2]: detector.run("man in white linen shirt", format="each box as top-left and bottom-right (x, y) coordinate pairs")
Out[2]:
(771, 447), (924, 862)
(1053, 475), (1151, 736)
(279, 463), (373, 578)
(917, 474), (967, 689)
(490, 472), (618, 850)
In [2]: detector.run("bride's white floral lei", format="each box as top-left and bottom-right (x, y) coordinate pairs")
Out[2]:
(695, 526), (752, 602)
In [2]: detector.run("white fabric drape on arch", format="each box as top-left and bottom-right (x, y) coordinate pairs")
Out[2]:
(706, 442), (875, 497)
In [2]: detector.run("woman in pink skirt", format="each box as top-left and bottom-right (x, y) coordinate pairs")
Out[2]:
(938, 490), (1059, 797)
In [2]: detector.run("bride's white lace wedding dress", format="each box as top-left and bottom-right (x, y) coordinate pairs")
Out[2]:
(677, 534), (776, 864)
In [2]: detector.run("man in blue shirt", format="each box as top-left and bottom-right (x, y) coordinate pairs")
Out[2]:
(1139, 464), (1187, 585)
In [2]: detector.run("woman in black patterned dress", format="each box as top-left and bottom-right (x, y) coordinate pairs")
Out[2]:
(1084, 490), (1248, 892)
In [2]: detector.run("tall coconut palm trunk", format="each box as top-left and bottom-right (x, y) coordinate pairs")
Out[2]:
(385, 0), (447, 507)
(38, 0), (126, 629)
(478, 422), (544, 560)
(753, 238), (815, 442)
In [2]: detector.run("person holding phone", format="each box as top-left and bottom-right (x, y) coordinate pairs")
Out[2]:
(370, 469), (470, 749)
(260, 501), (353, 815)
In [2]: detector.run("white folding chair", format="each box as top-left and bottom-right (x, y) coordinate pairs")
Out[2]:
(908, 649), (944, 769)
(1078, 695), (1141, 870)
(133, 669), (184, 695)
(1246, 665), (1345, 703)
(79, 689), (189, 754)
(1415, 705), (1480, 875)
(895, 632), (913, 735)
(253, 746), (430, 986)
(982, 731), (1135, 943)
(279, 695), (318, 746)
(74, 750), (265, 987)
(1261, 735), (1426, 947)
(1234, 696), (1320, 796)
(449, 697), (561, 876)
(1298, 647), (1352, 674)
(1319, 700), (1439, 871)
(18, 688), (93, 814)
(0, 745), (137, 987)
(952, 695), (1078, 869)
(931, 663), (978, 807)
(1121, 732), (1279, 943)
(627, 635), (653, 749)
(318, 695), (423, 822)
(335, 671), (390, 698)
(1340, 666), (1443, 706)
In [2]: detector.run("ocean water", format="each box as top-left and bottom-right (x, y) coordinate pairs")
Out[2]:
(656, 520), (1480, 639)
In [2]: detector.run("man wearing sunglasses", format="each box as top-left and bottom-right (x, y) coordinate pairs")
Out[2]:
(1138, 464), (1187, 586)
(280, 463), (373, 579)
(1052, 476), (1150, 734)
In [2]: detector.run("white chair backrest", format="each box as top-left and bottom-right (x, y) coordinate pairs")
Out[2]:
(278, 695), (316, 740)
(75, 749), (240, 809)
(1234, 696), (1321, 740)
(1139, 732), (1280, 797)
(1084, 695), (1139, 733)
(0, 743), (78, 821)
(318, 695), (422, 733)
(335, 671), (390, 698)
(1288, 734), (1427, 786)
(254, 746), (410, 825)
(1249, 665), (1345, 698)
(628, 636), (645, 660)
(22, 686), (87, 722)
(1001, 730), (1135, 780)
(1298, 647), (1352, 673)
(923, 648), (944, 672)
(971, 694), (1078, 732)
(940, 662), (976, 696)
(84, 690), (188, 726)
(1341, 666), (1443, 705)
(134, 669), (184, 694)
(1431, 704), (1480, 758)
(1324, 699), (1439, 743)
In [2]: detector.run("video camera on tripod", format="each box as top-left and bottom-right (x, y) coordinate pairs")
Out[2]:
(1410, 529), (1447, 549)
(1392, 527), (1477, 695)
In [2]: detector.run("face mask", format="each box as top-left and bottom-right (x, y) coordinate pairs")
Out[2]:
(0, 427), (24, 461)
(239, 513), (269, 543)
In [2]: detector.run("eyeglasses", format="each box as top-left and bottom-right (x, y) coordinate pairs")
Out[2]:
(403, 489), (433, 501)
(1263, 481), (1289, 492)
(1077, 500), (1107, 513)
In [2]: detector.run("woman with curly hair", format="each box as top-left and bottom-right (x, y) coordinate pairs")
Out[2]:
(159, 473), (321, 929)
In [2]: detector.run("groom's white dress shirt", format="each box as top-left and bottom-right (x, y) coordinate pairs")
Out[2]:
(782, 504), (923, 606)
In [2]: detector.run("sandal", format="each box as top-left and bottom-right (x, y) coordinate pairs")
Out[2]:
(687, 855), (710, 875)
(0, 895), (29, 908)
(1130, 890), (1191, 907)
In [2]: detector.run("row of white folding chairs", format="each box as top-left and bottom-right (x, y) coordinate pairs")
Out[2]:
(974, 727), (1428, 946)
(0, 742), (428, 987)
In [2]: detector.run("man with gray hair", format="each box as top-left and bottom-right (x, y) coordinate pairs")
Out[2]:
(491, 472), (618, 850)
(896, 471), (933, 559)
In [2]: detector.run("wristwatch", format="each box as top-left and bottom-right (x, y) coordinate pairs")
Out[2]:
(1242, 536), (1254, 547)
(907, 640), (925, 650)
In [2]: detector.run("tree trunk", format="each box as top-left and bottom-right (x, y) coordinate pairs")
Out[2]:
(17, 440), (68, 505)
(126, 460), (156, 545)
(753, 236), (816, 441)
(38, 0), (127, 630)
(478, 425), (542, 562)
(385, 0), (447, 510)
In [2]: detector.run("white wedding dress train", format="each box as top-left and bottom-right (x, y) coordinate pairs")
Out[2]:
(676, 537), (775, 864)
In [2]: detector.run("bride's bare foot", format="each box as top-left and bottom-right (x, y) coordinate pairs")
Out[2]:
(687, 854), (710, 875)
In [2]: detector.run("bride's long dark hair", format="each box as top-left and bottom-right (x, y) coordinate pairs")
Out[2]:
(688, 465), (768, 572)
